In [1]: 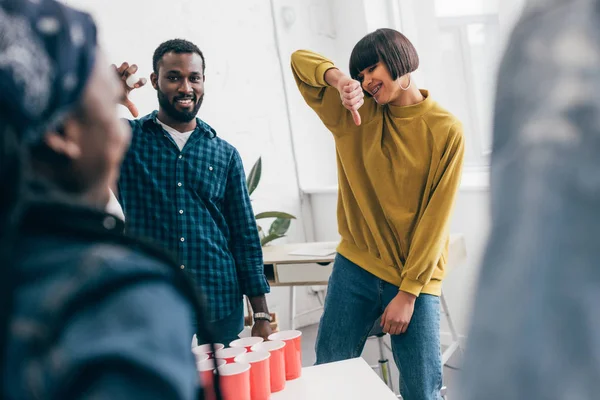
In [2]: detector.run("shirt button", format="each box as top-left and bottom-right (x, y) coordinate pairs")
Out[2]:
(103, 216), (116, 230)
(180, 265), (185, 270)
(209, 166), (213, 171)
(179, 210), (184, 215)
(180, 237), (185, 242)
(178, 155), (183, 159)
(177, 182), (182, 187)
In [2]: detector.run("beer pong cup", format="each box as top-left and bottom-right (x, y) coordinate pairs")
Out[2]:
(268, 330), (302, 380)
(197, 359), (226, 400)
(235, 350), (271, 400)
(217, 362), (251, 400)
(195, 352), (209, 363)
(251, 340), (286, 393)
(215, 347), (247, 364)
(193, 343), (224, 360)
(230, 336), (264, 352)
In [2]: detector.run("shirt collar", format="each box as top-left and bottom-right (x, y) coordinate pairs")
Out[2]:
(141, 111), (217, 139)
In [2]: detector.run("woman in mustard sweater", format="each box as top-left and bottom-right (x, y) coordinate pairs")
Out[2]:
(291, 29), (464, 400)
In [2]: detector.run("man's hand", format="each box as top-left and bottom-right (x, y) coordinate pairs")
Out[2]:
(111, 62), (147, 118)
(248, 295), (272, 340)
(381, 291), (417, 335)
(251, 319), (272, 340)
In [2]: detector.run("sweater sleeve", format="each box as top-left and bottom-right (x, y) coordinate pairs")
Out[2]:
(290, 49), (375, 132)
(399, 123), (465, 296)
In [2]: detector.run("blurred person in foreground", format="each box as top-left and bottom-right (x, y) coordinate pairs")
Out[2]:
(0, 0), (218, 398)
(461, 0), (600, 398)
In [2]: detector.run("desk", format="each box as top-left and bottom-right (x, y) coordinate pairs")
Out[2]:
(270, 357), (397, 400)
(263, 234), (466, 286)
(262, 241), (338, 287)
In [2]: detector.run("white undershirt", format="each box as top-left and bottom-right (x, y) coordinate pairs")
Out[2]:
(106, 188), (124, 221)
(157, 118), (194, 151)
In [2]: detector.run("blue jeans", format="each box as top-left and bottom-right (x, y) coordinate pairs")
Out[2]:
(316, 254), (442, 400)
(197, 301), (244, 347)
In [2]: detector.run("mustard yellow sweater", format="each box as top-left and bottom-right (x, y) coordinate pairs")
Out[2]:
(291, 50), (464, 297)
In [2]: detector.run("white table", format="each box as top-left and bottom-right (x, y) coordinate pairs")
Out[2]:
(270, 358), (398, 400)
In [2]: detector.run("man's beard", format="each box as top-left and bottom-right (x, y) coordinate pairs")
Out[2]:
(157, 89), (204, 123)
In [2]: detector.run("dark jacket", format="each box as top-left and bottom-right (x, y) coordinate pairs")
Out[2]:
(3, 201), (199, 399)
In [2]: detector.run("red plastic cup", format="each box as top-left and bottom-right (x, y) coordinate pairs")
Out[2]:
(193, 343), (224, 360)
(230, 336), (264, 352)
(234, 350), (271, 400)
(215, 347), (247, 364)
(195, 353), (209, 364)
(251, 340), (286, 393)
(217, 362), (251, 400)
(197, 359), (226, 400)
(268, 330), (302, 380)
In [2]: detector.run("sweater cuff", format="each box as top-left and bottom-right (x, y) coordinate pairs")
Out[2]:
(399, 278), (424, 297)
(315, 61), (336, 86)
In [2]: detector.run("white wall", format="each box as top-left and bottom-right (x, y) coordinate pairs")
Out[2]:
(65, 0), (304, 232)
(270, 0), (340, 191)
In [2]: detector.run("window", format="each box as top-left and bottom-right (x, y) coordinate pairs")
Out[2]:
(436, 15), (499, 164)
(395, 0), (528, 171)
(433, 0), (502, 167)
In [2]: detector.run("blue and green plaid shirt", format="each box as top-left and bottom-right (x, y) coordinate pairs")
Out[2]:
(118, 111), (270, 321)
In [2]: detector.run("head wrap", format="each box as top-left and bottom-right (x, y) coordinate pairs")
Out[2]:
(0, 0), (97, 142)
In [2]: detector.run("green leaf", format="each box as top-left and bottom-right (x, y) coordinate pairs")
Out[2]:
(246, 157), (262, 196)
(269, 217), (292, 236)
(256, 223), (265, 240)
(255, 211), (296, 220)
(261, 233), (285, 246)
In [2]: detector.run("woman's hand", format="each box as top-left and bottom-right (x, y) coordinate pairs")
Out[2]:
(325, 68), (364, 126)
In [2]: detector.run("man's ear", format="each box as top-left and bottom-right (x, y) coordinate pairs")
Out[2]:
(150, 72), (159, 90)
(44, 119), (82, 160)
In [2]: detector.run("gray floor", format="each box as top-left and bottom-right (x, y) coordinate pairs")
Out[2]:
(299, 323), (462, 399)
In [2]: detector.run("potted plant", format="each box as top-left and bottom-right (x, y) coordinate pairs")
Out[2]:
(246, 157), (296, 246)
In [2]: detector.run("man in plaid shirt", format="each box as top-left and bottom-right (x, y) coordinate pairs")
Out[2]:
(113, 39), (271, 345)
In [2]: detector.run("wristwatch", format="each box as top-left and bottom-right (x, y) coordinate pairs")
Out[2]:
(253, 312), (272, 322)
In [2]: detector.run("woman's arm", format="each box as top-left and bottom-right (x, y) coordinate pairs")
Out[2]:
(291, 50), (374, 131)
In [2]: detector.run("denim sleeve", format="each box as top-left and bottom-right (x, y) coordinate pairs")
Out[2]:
(58, 282), (197, 400)
(461, 1), (600, 399)
(223, 149), (270, 298)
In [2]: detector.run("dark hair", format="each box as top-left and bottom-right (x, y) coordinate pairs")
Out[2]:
(152, 39), (205, 74)
(349, 28), (419, 82)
